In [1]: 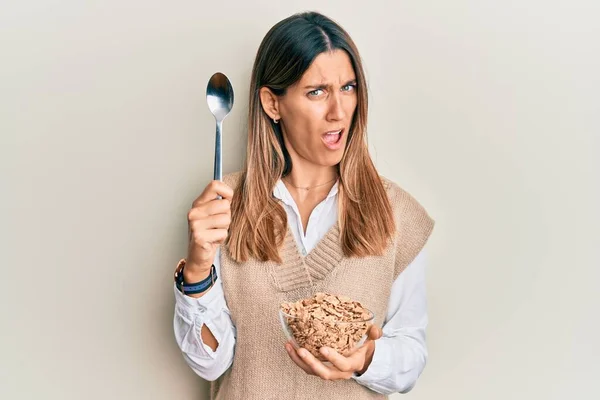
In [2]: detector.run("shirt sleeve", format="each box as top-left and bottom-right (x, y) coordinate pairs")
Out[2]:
(352, 247), (429, 394)
(173, 247), (236, 381)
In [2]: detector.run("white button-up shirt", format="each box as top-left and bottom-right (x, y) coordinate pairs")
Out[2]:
(174, 180), (429, 394)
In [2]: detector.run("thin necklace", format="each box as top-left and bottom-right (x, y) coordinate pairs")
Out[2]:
(283, 176), (338, 191)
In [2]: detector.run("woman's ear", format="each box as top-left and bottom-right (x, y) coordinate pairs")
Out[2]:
(259, 87), (281, 121)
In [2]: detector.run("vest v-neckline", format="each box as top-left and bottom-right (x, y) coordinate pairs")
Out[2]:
(270, 221), (345, 292)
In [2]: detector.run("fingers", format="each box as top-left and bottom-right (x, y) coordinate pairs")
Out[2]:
(188, 199), (231, 219)
(192, 228), (228, 245)
(293, 347), (341, 380)
(343, 325), (382, 357)
(346, 345), (372, 371)
(285, 343), (314, 375)
(188, 212), (231, 230)
(315, 326), (383, 377)
(286, 340), (378, 380)
(318, 347), (357, 373)
(366, 324), (382, 341)
(185, 181), (233, 270)
(194, 181), (234, 206)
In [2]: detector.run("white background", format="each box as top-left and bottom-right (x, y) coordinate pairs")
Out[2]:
(1, 1), (598, 399)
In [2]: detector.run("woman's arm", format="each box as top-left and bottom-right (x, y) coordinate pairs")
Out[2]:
(173, 248), (236, 381)
(352, 247), (429, 394)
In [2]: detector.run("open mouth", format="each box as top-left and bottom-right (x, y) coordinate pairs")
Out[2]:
(321, 128), (344, 148)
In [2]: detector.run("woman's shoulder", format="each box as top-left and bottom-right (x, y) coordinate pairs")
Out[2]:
(380, 175), (435, 275)
(223, 171), (244, 188)
(380, 175), (416, 204)
(379, 175), (435, 227)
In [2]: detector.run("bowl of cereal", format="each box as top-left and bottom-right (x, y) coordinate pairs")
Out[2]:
(279, 292), (375, 361)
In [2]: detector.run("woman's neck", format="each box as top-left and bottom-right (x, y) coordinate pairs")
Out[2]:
(282, 165), (338, 234)
(284, 165), (338, 189)
(282, 165), (338, 215)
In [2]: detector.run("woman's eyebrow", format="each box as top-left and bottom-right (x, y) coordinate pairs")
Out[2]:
(303, 79), (357, 89)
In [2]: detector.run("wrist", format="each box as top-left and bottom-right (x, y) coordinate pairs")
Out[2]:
(183, 262), (212, 283)
(173, 259), (217, 298)
(357, 340), (376, 376)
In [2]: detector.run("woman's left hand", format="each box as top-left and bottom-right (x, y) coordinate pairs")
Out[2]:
(285, 325), (382, 380)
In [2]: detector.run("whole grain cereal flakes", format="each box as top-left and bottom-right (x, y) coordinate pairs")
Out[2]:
(281, 292), (373, 359)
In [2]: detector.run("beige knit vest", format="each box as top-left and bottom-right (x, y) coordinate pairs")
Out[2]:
(210, 172), (435, 400)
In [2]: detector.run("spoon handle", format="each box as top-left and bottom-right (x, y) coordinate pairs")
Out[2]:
(214, 120), (223, 199)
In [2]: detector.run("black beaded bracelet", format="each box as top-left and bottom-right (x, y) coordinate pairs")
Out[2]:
(174, 259), (217, 295)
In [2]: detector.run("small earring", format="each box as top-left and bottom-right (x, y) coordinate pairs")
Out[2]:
(273, 118), (279, 124)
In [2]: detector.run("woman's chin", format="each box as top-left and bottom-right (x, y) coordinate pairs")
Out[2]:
(311, 154), (344, 168)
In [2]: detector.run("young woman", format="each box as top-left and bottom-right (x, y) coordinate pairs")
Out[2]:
(173, 11), (435, 400)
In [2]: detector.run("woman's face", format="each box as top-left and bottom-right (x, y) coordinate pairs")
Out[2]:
(277, 49), (358, 168)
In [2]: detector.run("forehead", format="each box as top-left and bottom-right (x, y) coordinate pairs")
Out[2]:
(297, 49), (356, 85)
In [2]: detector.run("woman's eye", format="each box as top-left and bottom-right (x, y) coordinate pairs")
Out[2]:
(342, 84), (356, 92)
(308, 89), (324, 97)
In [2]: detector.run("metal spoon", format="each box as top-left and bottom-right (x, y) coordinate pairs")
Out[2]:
(206, 72), (234, 183)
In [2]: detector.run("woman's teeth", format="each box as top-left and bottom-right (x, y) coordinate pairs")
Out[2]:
(323, 130), (342, 144)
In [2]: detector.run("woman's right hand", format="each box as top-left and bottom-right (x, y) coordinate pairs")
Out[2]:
(185, 180), (234, 281)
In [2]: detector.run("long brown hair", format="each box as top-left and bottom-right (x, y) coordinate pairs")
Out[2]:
(227, 11), (395, 263)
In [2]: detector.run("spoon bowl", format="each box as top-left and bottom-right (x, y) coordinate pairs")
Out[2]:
(206, 72), (234, 182)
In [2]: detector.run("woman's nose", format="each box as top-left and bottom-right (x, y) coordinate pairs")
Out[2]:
(327, 94), (346, 121)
